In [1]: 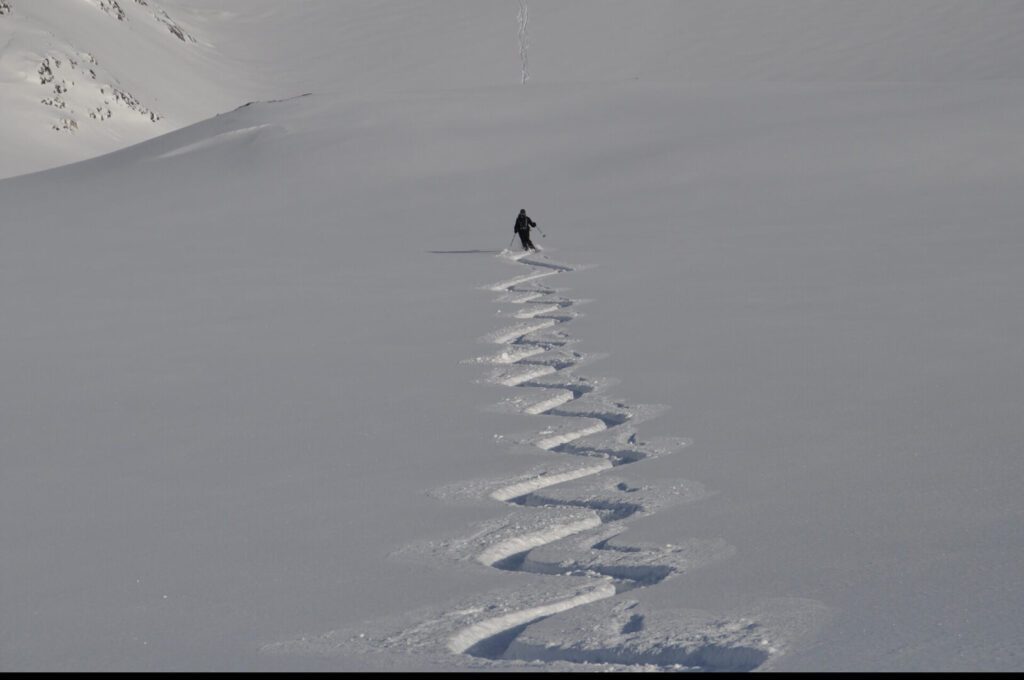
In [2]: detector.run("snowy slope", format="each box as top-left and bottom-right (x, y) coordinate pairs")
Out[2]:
(2, 0), (1023, 672)
(0, 0), (248, 178)
(6, 0), (1024, 178)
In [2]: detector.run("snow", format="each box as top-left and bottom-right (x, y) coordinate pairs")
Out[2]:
(447, 580), (617, 656)
(2, 0), (1023, 672)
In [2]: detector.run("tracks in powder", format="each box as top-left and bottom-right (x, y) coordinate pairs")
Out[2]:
(440, 250), (746, 668)
(261, 249), (827, 671)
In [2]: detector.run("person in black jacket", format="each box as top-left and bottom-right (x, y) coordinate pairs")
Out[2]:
(514, 209), (538, 251)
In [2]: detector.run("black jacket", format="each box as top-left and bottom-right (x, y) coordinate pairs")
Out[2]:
(515, 213), (536, 233)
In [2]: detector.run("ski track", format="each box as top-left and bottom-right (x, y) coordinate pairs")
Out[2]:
(439, 249), (737, 668)
(262, 248), (827, 671)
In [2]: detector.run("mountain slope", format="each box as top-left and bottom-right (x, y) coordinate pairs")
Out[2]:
(1, 0), (1023, 672)
(5, 0), (1024, 178)
(0, 0), (244, 177)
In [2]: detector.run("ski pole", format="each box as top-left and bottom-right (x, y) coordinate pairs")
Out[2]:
(509, 234), (518, 248)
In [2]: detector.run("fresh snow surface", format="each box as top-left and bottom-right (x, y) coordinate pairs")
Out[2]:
(2, 0), (1024, 672)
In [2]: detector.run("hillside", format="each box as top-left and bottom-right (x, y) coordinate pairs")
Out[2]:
(2, 1), (1023, 672)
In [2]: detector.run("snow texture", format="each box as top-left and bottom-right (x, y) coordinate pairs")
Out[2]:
(2, 0), (1024, 672)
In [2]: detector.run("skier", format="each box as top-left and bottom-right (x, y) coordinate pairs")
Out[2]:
(514, 209), (538, 251)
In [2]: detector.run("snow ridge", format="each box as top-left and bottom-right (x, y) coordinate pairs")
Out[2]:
(0, 0), (215, 177)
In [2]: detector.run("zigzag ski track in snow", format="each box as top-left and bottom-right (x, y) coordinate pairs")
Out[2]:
(261, 248), (828, 671)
